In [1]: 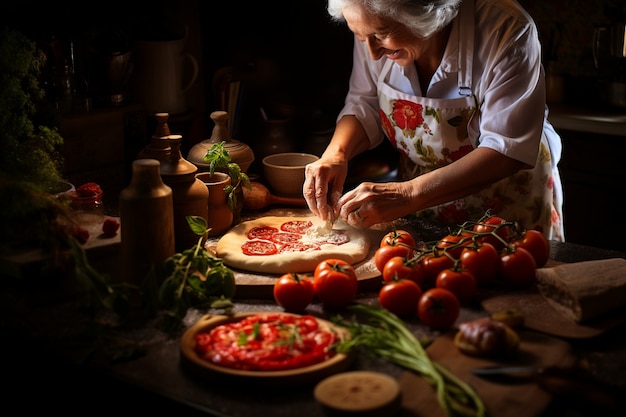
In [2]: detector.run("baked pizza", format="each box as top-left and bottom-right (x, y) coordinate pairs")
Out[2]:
(193, 312), (341, 371)
(215, 216), (371, 274)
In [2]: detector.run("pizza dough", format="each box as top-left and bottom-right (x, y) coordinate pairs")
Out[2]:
(216, 216), (371, 274)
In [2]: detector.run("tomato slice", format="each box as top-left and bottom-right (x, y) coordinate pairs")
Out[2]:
(247, 225), (279, 240)
(241, 240), (278, 256)
(270, 232), (302, 245)
(280, 220), (313, 234)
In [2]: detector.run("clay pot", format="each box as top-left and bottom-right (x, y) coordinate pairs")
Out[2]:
(196, 172), (233, 236)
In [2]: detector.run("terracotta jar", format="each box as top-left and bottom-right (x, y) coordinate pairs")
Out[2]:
(160, 134), (209, 250)
(137, 112), (171, 162)
(187, 110), (255, 173)
(119, 159), (175, 285)
(196, 171), (233, 236)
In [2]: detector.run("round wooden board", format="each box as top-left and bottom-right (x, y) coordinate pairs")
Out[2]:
(180, 312), (354, 386)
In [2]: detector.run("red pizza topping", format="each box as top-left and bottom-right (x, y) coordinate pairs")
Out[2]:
(240, 219), (351, 256)
(241, 240), (278, 256)
(280, 220), (313, 234)
(247, 225), (279, 240)
(278, 242), (321, 253)
(194, 313), (339, 371)
(270, 232), (303, 245)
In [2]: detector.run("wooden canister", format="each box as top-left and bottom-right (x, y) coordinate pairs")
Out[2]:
(119, 159), (175, 285)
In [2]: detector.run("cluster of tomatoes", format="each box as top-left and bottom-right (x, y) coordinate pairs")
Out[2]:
(273, 258), (359, 313)
(374, 214), (549, 329)
(272, 214), (549, 331)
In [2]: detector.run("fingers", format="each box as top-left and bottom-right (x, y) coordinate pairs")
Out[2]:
(303, 163), (330, 219)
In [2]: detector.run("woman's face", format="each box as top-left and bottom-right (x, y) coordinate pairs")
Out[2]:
(343, 4), (426, 66)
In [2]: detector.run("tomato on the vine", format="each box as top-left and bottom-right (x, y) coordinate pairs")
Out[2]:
(380, 229), (416, 249)
(435, 232), (473, 259)
(374, 244), (414, 272)
(378, 279), (422, 317)
(417, 288), (460, 330)
(459, 242), (500, 286)
(313, 259), (358, 308)
(273, 273), (315, 312)
(382, 256), (424, 286)
(435, 266), (477, 304)
(499, 246), (537, 287)
(473, 215), (514, 250)
(510, 229), (550, 268)
(420, 252), (455, 288)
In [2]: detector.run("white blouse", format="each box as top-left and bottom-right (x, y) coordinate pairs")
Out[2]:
(338, 0), (561, 168)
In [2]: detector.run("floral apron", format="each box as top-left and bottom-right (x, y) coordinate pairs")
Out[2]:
(376, 0), (564, 240)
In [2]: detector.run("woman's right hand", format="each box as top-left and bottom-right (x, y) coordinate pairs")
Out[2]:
(303, 155), (348, 221)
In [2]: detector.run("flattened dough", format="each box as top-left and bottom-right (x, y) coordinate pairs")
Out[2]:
(216, 216), (371, 274)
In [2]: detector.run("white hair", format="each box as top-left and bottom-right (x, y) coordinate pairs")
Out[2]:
(327, 0), (462, 38)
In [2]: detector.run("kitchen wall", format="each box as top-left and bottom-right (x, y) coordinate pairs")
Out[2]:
(519, 0), (625, 106)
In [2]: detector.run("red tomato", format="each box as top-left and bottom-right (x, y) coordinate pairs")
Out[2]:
(417, 288), (461, 330)
(435, 267), (477, 304)
(473, 215), (514, 250)
(382, 256), (424, 286)
(510, 229), (550, 268)
(380, 229), (416, 249)
(273, 273), (315, 312)
(435, 232), (473, 259)
(313, 259), (358, 308)
(374, 244), (414, 272)
(420, 253), (455, 289)
(379, 279), (423, 317)
(499, 247), (537, 287)
(459, 243), (499, 286)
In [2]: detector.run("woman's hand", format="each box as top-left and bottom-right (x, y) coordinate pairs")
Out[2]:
(303, 156), (348, 220)
(337, 181), (417, 228)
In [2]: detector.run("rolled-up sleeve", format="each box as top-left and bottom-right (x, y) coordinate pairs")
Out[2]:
(471, 9), (546, 167)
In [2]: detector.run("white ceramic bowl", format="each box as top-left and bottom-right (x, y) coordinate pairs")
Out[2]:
(262, 152), (319, 197)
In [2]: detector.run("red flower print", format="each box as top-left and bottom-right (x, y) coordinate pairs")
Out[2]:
(447, 145), (473, 162)
(391, 99), (423, 138)
(436, 204), (469, 224)
(379, 109), (396, 144)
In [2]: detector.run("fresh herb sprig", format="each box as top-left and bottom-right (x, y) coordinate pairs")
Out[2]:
(335, 304), (486, 417)
(156, 215), (236, 321)
(202, 141), (251, 211)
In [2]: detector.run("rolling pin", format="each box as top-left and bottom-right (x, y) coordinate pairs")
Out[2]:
(243, 181), (308, 210)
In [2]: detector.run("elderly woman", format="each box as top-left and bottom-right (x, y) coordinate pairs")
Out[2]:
(303, 0), (564, 241)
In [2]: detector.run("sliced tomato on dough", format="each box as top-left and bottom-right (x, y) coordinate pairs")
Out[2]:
(241, 240), (278, 256)
(279, 242), (320, 253)
(247, 225), (279, 240)
(270, 232), (303, 245)
(280, 220), (313, 234)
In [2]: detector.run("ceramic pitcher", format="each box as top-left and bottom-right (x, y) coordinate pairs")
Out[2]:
(131, 31), (198, 115)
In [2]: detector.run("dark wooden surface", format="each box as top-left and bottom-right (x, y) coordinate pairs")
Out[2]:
(2, 214), (626, 416)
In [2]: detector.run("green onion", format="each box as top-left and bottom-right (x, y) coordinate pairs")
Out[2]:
(334, 304), (485, 417)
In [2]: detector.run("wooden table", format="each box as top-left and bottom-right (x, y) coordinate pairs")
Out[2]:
(2, 211), (626, 417)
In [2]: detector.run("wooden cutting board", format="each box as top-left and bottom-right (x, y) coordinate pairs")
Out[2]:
(207, 226), (386, 299)
(398, 329), (575, 417)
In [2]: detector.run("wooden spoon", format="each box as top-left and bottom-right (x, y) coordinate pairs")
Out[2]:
(243, 181), (307, 210)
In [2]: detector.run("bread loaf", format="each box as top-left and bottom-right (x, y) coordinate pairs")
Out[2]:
(536, 258), (626, 323)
